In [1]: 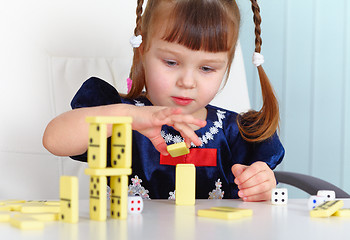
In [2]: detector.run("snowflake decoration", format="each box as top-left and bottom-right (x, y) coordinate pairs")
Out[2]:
(172, 135), (183, 143)
(161, 130), (166, 138)
(210, 126), (219, 135)
(159, 109), (226, 147)
(128, 175), (151, 199)
(208, 178), (224, 199)
(168, 190), (176, 200)
(164, 133), (173, 143)
(131, 175), (142, 186)
(205, 132), (214, 141)
(214, 121), (222, 129)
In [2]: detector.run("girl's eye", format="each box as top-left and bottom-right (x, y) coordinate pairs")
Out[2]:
(201, 66), (215, 72)
(164, 60), (177, 67)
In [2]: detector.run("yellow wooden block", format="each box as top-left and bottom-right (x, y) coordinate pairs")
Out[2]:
(197, 208), (244, 220)
(60, 176), (79, 223)
(110, 175), (128, 219)
(167, 142), (189, 157)
(0, 205), (12, 211)
(87, 123), (107, 168)
(20, 203), (60, 213)
(176, 164), (195, 205)
(310, 200), (344, 218)
(0, 211), (12, 222)
(86, 116), (132, 124)
(10, 216), (44, 230)
(44, 201), (61, 206)
(13, 213), (59, 222)
(89, 176), (107, 221)
(333, 208), (350, 217)
(111, 123), (132, 168)
(210, 207), (253, 217)
(85, 167), (132, 176)
(0, 200), (26, 205)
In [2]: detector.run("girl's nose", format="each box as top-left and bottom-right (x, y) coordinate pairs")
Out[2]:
(177, 70), (196, 89)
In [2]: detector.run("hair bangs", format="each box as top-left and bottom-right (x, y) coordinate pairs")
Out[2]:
(162, 1), (234, 52)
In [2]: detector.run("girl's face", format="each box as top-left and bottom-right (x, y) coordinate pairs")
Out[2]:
(142, 36), (228, 119)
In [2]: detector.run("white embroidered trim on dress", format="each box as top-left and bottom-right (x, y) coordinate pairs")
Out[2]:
(161, 109), (226, 147)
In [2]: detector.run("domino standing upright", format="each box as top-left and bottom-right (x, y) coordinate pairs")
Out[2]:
(176, 164), (196, 205)
(60, 176), (79, 223)
(85, 116), (132, 221)
(86, 117), (108, 221)
(110, 121), (132, 220)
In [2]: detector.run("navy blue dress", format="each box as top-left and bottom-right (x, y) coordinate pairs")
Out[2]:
(70, 77), (285, 199)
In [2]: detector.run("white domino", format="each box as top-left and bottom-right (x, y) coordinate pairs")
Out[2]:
(317, 190), (336, 201)
(308, 195), (327, 210)
(271, 188), (288, 205)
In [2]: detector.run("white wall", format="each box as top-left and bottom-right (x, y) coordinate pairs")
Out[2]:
(0, 0), (249, 200)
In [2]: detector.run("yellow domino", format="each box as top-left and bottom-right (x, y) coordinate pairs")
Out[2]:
(86, 116), (132, 124)
(60, 176), (79, 223)
(13, 213), (59, 222)
(176, 164), (195, 205)
(0, 200), (26, 205)
(85, 167), (132, 176)
(310, 200), (344, 218)
(167, 142), (189, 157)
(111, 123), (132, 168)
(0, 205), (12, 211)
(10, 215), (44, 230)
(197, 208), (244, 220)
(210, 207), (253, 217)
(45, 201), (61, 206)
(110, 175), (128, 219)
(20, 203), (60, 213)
(87, 122), (107, 168)
(89, 176), (107, 221)
(0, 211), (12, 222)
(333, 208), (350, 217)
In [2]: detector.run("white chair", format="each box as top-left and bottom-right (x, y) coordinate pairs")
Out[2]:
(0, 0), (250, 200)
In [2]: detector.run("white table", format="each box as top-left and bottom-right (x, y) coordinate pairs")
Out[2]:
(1, 199), (350, 240)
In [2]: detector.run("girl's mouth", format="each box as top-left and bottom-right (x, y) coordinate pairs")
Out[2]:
(172, 96), (193, 106)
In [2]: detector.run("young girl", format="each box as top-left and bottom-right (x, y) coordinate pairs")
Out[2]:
(43, 0), (284, 202)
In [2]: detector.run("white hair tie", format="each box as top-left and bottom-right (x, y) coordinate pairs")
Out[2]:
(130, 35), (142, 48)
(252, 52), (264, 67)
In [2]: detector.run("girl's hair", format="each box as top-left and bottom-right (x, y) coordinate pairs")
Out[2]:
(127, 0), (279, 143)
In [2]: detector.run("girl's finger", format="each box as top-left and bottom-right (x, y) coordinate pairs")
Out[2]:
(234, 161), (270, 186)
(149, 135), (169, 156)
(238, 179), (274, 199)
(240, 189), (272, 202)
(237, 170), (274, 190)
(172, 122), (202, 147)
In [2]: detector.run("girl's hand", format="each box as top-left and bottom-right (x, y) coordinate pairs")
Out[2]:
(131, 106), (206, 155)
(231, 162), (276, 202)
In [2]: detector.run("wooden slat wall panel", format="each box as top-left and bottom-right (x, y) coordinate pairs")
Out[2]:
(239, 0), (350, 196)
(342, 0), (350, 192)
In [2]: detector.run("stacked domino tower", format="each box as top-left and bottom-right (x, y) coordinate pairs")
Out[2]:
(84, 116), (132, 221)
